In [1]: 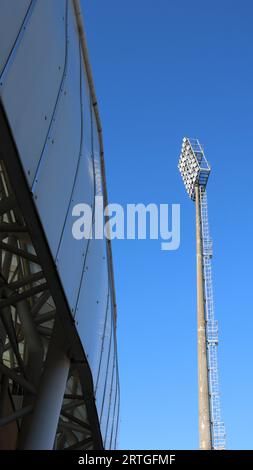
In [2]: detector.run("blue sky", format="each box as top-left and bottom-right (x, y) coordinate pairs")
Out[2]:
(83, 0), (253, 449)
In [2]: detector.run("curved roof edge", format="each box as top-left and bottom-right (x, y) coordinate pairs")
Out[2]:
(73, 0), (118, 326)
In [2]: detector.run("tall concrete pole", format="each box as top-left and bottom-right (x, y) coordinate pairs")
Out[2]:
(195, 185), (212, 450)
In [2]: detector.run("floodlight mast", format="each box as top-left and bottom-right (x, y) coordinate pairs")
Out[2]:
(195, 183), (211, 449)
(178, 137), (226, 450)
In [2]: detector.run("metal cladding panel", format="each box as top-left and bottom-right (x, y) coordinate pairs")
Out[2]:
(99, 332), (115, 442)
(104, 363), (117, 449)
(111, 389), (120, 449)
(0, 0), (66, 186)
(56, 67), (94, 312)
(95, 290), (113, 417)
(73, 107), (110, 385)
(32, 2), (82, 258)
(105, 365), (119, 449)
(0, 0), (31, 74)
(75, 236), (109, 384)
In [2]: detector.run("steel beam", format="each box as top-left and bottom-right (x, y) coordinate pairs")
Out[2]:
(0, 223), (27, 233)
(0, 241), (39, 264)
(9, 271), (44, 290)
(65, 437), (93, 450)
(0, 195), (17, 217)
(0, 283), (48, 308)
(0, 404), (33, 428)
(0, 363), (36, 395)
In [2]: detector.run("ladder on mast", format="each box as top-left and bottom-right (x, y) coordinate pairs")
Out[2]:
(200, 186), (226, 450)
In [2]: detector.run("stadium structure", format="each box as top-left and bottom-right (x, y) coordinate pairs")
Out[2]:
(0, 0), (119, 450)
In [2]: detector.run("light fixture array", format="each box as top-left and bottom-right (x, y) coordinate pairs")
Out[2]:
(178, 137), (211, 200)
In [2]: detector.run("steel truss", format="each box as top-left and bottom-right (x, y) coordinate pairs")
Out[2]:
(0, 104), (103, 449)
(200, 187), (226, 450)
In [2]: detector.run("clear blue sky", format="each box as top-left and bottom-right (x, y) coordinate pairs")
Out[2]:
(83, 0), (253, 450)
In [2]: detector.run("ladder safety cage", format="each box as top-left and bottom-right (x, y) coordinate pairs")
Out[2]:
(200, 187), (226, 450)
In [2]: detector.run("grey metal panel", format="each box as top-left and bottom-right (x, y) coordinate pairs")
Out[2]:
(75, 236), (109, 384)
(0, 0), (31, 75)
(73, 98), (108, 378)
(99, 331), (115, 443)
(0, 0), (66, 186)
(32, 1), (82, 258)
(104, 363), (117, 449)
(95, 290), (112, 417)
(54, 61), (94, 311)
(74, 79), (119, 446)
(111, 388), (120, 449)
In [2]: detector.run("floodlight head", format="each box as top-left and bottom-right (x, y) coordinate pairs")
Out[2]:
(178, 137), (211, 200)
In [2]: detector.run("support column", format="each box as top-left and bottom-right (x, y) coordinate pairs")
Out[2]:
(21, 319), (70, 450)
(195, 185), (211, 450)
